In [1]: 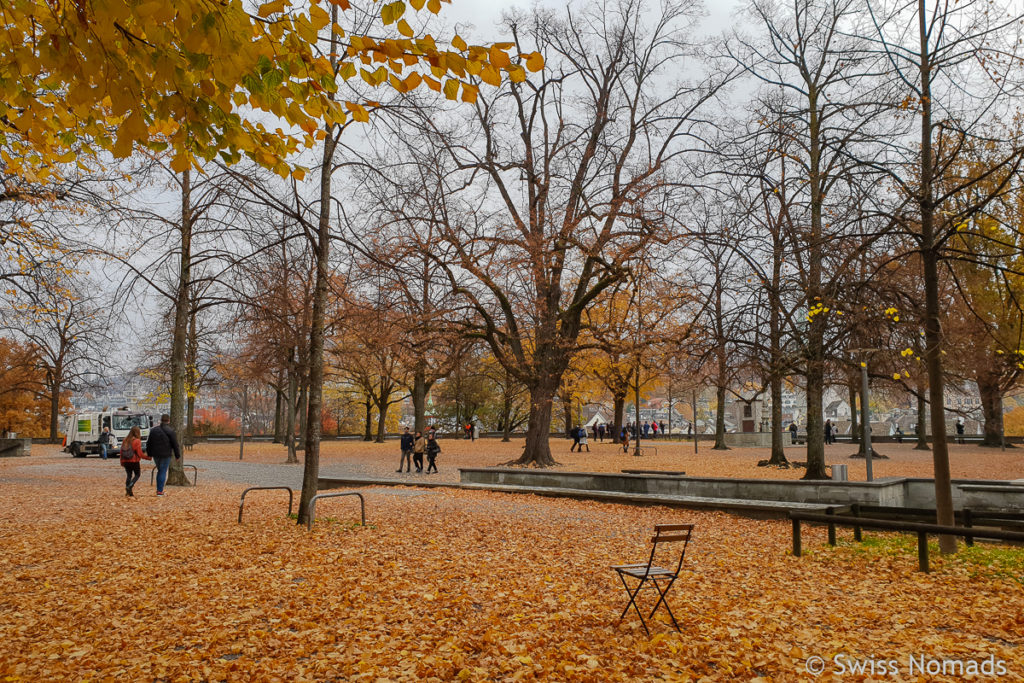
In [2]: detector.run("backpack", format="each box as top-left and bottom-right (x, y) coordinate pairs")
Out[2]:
(120, 438), (133, 461)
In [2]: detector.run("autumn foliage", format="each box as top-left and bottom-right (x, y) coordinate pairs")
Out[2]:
(0, 450), (1021, 681)
(0, 336), (64, 437)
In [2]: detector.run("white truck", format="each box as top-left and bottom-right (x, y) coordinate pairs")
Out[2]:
(64, 409), (153, 457)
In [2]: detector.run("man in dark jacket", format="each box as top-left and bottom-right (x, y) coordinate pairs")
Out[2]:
(147, 414), (181, 496)
(398, 426), (414, 473)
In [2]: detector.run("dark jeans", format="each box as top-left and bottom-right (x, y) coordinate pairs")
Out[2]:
(426, 453), (437, 473)
(123, 462), (140, 489)
(399, 450), (412, 472)
(154, 456), (171, 492)
(413, 453), (423, 471)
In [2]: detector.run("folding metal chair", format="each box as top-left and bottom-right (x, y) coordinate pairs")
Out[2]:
(611, 523), (693, 636)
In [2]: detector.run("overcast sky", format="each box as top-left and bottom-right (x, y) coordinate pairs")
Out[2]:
(443, 0), (739, 43)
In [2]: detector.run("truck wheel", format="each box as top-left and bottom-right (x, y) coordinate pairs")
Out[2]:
(70, 443), (83, 458)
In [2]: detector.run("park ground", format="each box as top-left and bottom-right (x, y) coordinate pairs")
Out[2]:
(0, 443), (1021, 681)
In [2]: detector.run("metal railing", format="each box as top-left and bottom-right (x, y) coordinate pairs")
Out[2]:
(790, 511), (1024, 573)
(238, 486), (294, 523)
(306, 492), (366, 531)
(150, 464), (198, 487)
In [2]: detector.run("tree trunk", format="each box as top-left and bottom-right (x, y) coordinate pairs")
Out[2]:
(411, 364), (429, 434)
(375, 400), (388, 443)
(363, 396), (373, 441)
(297, 380), (308, 446)
(167, 168), (192, 487)
(509, 380), (558, 466)
(48, 378), (60, 443)
(296, 99), (339, 526)
(767, 372), (786, 465)
(186, 394), (195, 443)
(918, 0), (956, 553)
(849, 383), (859, 444)
(713, 381), (729, 450)
(612, 393), (625, 444)
(273, 382), (284, 443)
(914, 385), (930, 450)
(286, 358), (298, 463)
(977, 375), (1007, 448)
(562, 391), (573, 438)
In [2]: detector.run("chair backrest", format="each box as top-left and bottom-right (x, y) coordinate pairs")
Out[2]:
(646, 523), (693, 574)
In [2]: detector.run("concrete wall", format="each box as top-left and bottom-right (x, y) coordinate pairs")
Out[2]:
(724, 433), (773, 448)
(0, 438), (31, 457)
(460, 469), (1024, 512)
(460, 468), (907, 506)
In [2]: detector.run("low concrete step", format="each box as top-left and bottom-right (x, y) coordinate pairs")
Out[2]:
(457, 482), (835, 518)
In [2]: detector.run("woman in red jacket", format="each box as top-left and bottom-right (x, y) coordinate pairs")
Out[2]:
(119, 426), (149, 497)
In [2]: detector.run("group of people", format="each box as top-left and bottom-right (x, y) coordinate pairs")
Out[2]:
(590, 420), (669, 443)
(116, 414), (182, 497)
(398, 426), (441, 474)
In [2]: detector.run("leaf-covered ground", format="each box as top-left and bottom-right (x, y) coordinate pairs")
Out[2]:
(1, 454), (1021, 681)
(196, 437), (1024, 484)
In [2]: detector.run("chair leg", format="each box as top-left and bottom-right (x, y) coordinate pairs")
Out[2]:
(648, 578), (681, 632)
(616, 574), (651, 637)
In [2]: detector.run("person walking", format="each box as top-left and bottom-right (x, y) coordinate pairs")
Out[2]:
(651, 421), (659, 438)
(659, 420), (666, 436)
(413, 430), (425, 473)
(119, 426), (149, 496)
(789, 422), (798, 444)
(956, 419), (965, 444)
(425, 432), (441, 474)
(578, 427), (590, 452)
(398, 426), (414, 473)
(597, 423), (605, 442)
(643, 421), (650, 438)
(98, 426), (112, 460)
(824, 419), (834, 445)
(621, 426), (630, 454)
(146, 414), (181, 497)
(569, 425), (581, 452)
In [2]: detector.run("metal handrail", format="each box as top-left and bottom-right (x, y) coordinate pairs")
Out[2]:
(150, 463), (198, 487)
(790, 511), (1024, 573)
(306, 492), (365, 531)
(238, 486), (294, 523)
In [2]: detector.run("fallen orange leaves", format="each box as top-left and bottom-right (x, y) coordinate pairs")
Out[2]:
(0, 454), (1020, 681)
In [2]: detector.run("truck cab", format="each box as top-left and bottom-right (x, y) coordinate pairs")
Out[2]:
(64, 410), (153, 457)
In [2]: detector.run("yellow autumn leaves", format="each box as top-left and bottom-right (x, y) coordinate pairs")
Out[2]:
(0, 0), (544, 183)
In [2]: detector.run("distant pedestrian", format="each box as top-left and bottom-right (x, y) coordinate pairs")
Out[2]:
(98, 426), (112, 460)
(413, 431), (425, 473)
(570, 426), (582, 452)
(591, 424), (598, 441)
(789, 422), (798, 445)
(956, 420), (965, 444)
(425, 432), (441, 473)
(659, 420), (666, 436)
(621, 427), (630, 454)
(119, 426), (149, 497)
(146, 414), (181, 497)
(651, 421), (659, 438)
(643, 421), (650, 437)
(895, 426), (904, 444)
(578, 428), (590, 452)
(687, 422), (693, 437)
(824, 420), (834, 445)
(398, 426), (414, 473)
(597, 423), (605, 442)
